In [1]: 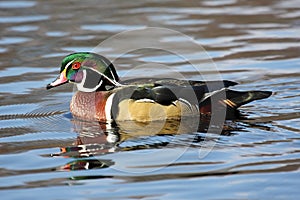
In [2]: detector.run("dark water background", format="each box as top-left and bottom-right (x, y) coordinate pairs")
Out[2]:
(0, 0), (300, 199)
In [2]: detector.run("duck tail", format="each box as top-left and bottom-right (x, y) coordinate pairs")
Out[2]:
(222, 89), (272, 108)
(199, 89), (272, 119)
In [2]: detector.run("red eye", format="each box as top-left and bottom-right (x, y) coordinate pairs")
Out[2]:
(72, 62), (81, 70)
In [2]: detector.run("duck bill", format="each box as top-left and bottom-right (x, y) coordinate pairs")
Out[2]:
(46, 71), (69, 90)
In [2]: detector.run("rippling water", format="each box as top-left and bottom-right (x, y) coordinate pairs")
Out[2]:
(1, 0), (300, 199)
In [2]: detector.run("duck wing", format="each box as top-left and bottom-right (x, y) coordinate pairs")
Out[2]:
(120, 78), (237, 91)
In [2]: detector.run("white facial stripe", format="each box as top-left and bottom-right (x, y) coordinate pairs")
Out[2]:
(109, 67), (116, 80)
(89, 68), (123, 87)
(76, 70), (104, 92)
(75, 66), (123, 92)
(101, 58), (110, 67)
(65, 59), (74, 70)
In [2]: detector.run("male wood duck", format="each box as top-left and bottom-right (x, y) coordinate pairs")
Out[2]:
(46, 52), (272, 123)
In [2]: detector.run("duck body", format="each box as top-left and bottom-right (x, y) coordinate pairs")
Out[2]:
(47, 52), (272, 123)
(70, 82), (201, 123)
(70, 91), (198, 122)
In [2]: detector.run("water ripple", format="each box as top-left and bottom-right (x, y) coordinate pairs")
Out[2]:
(0, 15), (49, 23)
(0, 0), (299, 198)
(0, 1), (36, 9)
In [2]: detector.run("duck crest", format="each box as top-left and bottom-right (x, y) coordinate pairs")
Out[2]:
(54, 52), (120, 92)
(61, 52), (118, 79)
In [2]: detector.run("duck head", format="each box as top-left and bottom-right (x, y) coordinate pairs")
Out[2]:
(46, 52), (120, 92)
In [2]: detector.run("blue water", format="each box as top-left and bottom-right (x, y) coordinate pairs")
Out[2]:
(0, 0), (300, 199)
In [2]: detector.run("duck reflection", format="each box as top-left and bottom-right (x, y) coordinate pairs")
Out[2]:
(58, 115), (233, 155)
(56, 114), (273, 171)
(59, 159), (114, 171)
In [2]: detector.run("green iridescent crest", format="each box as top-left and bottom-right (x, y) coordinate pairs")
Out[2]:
(61, 52), (119, 83)
(47, 52), (121, 92)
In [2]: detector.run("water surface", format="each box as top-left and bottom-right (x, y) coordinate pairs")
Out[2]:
(0, 0), (299, 199)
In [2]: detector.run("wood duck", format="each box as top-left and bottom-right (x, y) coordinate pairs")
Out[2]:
(46, 52), (272, 123)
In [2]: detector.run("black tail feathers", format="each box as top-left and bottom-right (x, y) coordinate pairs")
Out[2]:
(199, 89), (272, 119)
(223, 90), (272, 108)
